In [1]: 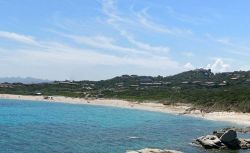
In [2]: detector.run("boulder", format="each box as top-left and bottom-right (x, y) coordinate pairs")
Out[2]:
(223, 139), (241, 149)
(219, 130), (240, 149)
(125, 148), (183, 153)
(196, 135), (224, 149)
(239, 139), (250, 149)
(244, 139), (250, 143)
(220, 130), (237, 143)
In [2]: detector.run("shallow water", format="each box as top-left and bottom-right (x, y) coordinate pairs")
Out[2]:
(0, 99), (248, 153)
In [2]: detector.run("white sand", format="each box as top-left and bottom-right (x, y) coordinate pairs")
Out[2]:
(0, 94), (250, 126)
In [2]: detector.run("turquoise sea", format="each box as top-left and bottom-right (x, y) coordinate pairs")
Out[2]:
(0, 99), (249, 153)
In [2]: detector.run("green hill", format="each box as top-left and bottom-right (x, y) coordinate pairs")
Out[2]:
(1, 69), (250, 112)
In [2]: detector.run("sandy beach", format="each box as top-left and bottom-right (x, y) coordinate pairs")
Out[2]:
(0, 94), (249, 126)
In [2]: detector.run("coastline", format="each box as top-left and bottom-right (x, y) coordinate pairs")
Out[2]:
(0, 94), (249, 126)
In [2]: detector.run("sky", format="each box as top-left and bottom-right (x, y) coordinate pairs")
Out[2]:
(0, 0), (250, 80)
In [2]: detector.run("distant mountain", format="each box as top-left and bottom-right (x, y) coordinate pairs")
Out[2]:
(0, 77), (51, 84)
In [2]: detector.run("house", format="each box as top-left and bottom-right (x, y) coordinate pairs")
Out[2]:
(58, 80), (78, 85)
(0, 83), (13, 88)
(163, 82), (171, 85)
(34, 92), (42, 95)
(219, 83), (226, 86)
(230, 77), (239, 80)
(172, 86), (181, 90)
(140, 82), (162, 86)
(192, 81), (201, 84)
(83, 87), (93, 90)
(115, 83), (124, 87)
(204, 82), (215, 86)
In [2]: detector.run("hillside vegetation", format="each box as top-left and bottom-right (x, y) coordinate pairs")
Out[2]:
(1, 69), (250, 112)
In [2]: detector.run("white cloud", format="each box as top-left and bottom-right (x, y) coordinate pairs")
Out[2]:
(99, 1), (172, 55)
(184, 62), (195, 70)
(102, 0), (133, 25)
(0, 36), (182, 80)
(239, 65), (250, 71)
(63, 34), (156, 56)
(137, 9), (193, 36)
(206, 58), (230, 73)
(0, 31), (38, 45)
(119, 30), (170, 53)
(4, 1), (241, 80)
(18, 41), (178, 69)
(101, 0), (192, 37)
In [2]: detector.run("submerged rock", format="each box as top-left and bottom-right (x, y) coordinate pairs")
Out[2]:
(126, 148), (183, 153)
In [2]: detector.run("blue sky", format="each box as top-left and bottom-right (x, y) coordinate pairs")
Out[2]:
(0, 0), (250, 80)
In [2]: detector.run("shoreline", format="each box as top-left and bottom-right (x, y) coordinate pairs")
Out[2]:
(0, 94), (250, 126)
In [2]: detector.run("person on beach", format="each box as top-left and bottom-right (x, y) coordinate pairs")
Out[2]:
(201, 109), (205, 118)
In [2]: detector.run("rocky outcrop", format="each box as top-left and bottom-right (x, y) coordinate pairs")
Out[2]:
(195, 129), (250, 150)
(126, 148), (183, 153)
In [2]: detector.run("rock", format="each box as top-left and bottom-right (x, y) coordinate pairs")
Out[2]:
(244, 139), (250, 143)
(213, 130), (224, 138)
(219, 130), (240, 149)
(195, 129), (250, 150)
(196, 135), (224, 149)
(220, 130), (237, 143)
(125, 148), (183, 153)
(223, 138), (241, 149)
(239, 139), (250, 149)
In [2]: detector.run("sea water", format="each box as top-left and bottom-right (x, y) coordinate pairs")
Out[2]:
(0, 99), (248, 153)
